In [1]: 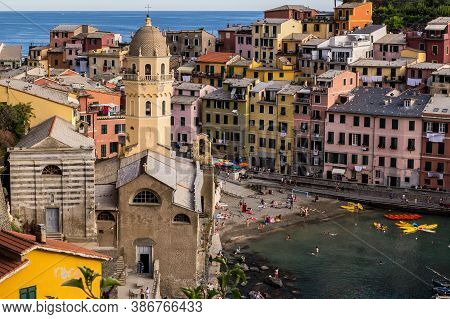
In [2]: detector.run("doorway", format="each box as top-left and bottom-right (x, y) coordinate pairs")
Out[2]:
(45, 208), (60, 233)
(136, 246), (152, 275)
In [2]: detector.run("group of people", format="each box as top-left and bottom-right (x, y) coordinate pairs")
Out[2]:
(139, 287), (151, 299)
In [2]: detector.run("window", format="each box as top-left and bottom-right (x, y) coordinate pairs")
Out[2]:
(362, 134), (370, 147)
(327, 132), (334, 144)
(426, 142), (433, 153)
(268, 120), (274, 131)
(362, 156), (369, 166)
(260, 105), (264, 113)
(115, 124), (125, 134)
(215, 114), (220, 124)
(181, 117), (186, 126)
(314, 95), (321, 104)
(329, 114), (334, 123)
(248, 134), (255, 144)
(339, 132), (345, 145)
(133, 190), (159, 204)
(173, 214), (190, 224)
(42, 165), (62, 175)
(437, 162), (444, 173)
(97, 212), (115, 221)
(269, 106), (274, 114)
(378, 136), (386, 148)
(162, 101), (166, 115)
(110, 142), (118, 153)
(353, 116), (360, 127)
(390, 158), (397, 168)
(407, 159), (414, 169)
(438, 142), (445, 155)
(409, 121), (415, 131)
(233, 116), (238, 125)
(101, 144), (107, 157)
(19, 286), (36, 299)
(364, 117), (370, 128)
(424, 161), (432, 171)
(145, 64), (151, 75)
(352, 154), (358, 164)
(269, 139), (276, 149)
(259, 120), (265, 130)
(407, 139), (415, 151)
(432, 45), (438, 55)
(390, 137), (398, 150)
(379, 157), (385, 167)
(281, 107), (286, 116)
(379, 118), (386, 129)
(101, 124), (107, 134)
(392, 119), (398, 130)
(340, 115), (346, 124)
(146, 101), (152, 117)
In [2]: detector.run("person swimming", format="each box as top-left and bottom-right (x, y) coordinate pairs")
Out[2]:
(286, 234), (292, 241)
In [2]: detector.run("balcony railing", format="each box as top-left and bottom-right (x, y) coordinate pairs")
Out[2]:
(123, 74), (174, 82)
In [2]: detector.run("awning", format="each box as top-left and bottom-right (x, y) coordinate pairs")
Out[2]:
(332, 168), (346, 175)
(425, 24), (447, 31)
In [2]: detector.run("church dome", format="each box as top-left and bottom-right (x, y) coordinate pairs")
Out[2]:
(129, 16), (169, 57)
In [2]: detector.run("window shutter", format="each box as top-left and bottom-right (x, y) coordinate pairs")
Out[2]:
(357, 134), (361, 146)
(348, 133), (352, 145)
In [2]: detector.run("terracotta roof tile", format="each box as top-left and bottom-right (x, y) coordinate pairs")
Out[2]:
(0, 230), (110, 261)
(196, 52), (238, 64)
(0, 255), (29, 283)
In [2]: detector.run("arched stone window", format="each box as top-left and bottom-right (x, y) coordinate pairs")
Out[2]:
(145, 64), (152, 75)
(173, 214), (190, 224)
(132, 190), (159, 204)
(160, 63), (166, 75)
(145, 101), (152, 117)
(132, 64), (137, 74)
(97, 212), (115, 221)
(162, 101), (166, 115)
(42, 165), (62, 176)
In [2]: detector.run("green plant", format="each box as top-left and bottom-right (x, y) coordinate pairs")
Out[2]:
(62, 266), (121, 299)
(181, 257), (246, 299)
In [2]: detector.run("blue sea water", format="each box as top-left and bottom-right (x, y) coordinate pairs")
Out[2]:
(0, 11), (262, 55)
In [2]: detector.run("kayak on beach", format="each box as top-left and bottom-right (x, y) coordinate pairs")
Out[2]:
(384, 214), (423, 220)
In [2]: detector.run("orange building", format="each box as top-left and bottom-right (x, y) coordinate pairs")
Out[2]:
(334, 1), (373, 35)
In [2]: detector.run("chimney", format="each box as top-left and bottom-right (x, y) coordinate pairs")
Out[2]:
(36, 224), (47, 244)
(82, 25), (90, 33)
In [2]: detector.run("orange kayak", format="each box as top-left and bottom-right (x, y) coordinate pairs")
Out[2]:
(384, 214), (423, 220)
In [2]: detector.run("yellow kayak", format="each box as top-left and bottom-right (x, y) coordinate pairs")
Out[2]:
(403, 227), (418, 234)
(347, 202), (364, 210)
(418, 224), (438, 230)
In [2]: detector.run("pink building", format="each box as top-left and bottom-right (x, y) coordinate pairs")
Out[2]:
(294, 70), (358, 176)
(171, 82), (216, 158)
(72, 32), (117, 52)
(64, 43), (83, 69)
(235, 26), (253, 60)
(324, 88), (431, 187)
(50, 24), (97, 48)
(373, 33), (407, 61)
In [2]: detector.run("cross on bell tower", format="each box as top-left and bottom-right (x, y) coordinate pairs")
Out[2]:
(145, 4), (152, 26)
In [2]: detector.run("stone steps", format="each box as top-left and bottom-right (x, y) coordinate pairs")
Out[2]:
(115, 256), (126, 285)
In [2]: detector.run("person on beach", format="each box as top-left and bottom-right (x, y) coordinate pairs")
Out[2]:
(140, 288), (145, 299)
(145, 287), (150, 299)
(315, 246), (320, 255)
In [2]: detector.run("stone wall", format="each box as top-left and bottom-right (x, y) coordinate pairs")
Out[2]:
(0, 178), (11, 231)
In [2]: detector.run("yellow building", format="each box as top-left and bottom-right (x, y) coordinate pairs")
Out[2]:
(349, 58), (418, 90)
(27, 45), (49, 70)
(0, 229), (110, 299)
(248, 81), (296, 174)
(192, 52), (240, 87)
(302, 15), (335, 39)
(201, 78), (257, 161)
(401, 48), (426, 63)
(228, 58), (296, 82)
(279, 33), (317, 67)
(88, 46), (128, 80)
(122, 16), (174, 157)
(0, 79), (79, 128)
(252, 18), (302, 67)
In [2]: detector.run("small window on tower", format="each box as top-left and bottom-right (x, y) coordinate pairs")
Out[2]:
(146, 101), (151, 117)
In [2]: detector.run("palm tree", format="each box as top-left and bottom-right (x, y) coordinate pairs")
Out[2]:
(61, 266), (121, 299)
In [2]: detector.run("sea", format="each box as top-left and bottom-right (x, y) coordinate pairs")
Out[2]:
(247, 208), (450, 298)
(0, 11), (262, 55)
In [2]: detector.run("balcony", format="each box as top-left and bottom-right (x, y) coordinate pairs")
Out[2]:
(123, 73), (174, 82)
(295, 97), (311, 104)
(384, 76), (405, 83)
(337, 16), (349, 21)
(262, 33), (277, 39)
(192, 71), (223, 78)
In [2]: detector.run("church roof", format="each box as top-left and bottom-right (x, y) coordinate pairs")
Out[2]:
(129, 16), (169, 57)
(15, 116), (94, 149)
(116, 150), (199, 211)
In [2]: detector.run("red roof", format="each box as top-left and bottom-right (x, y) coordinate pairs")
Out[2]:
(196, 52), (237, 64)
(0, 230), (110, 261)
(0, 255), (29, 283)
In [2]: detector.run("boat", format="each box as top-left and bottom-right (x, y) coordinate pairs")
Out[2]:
(433, 279), (450, 288)
(384, 214), (423, 220)
(341, 205), (357, 212)
(433, 287), (450, 296)
(373, 222), (388, 231)
(418, 224), (438, 230)
(341, 202), (363, 212)
(403, 227), (418, 234)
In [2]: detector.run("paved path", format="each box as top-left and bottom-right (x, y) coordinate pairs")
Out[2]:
(219, 178), (257, 198)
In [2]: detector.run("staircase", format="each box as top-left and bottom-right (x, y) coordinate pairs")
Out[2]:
(115, 256), (126, 285)
(47, 233), (63, 241)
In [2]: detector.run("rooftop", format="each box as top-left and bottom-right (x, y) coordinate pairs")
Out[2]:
(352, 25), (385, 35)
(432, 68), (450, 76)
(349, 58), (416, 68)
(278, 84), (306, 95)
(196, 52), (238, 64)
(329, 87), (430, 118)
(171, 95), (199, 105)
(50, 24), (81, 32)
(174, 82), (206, 91)
(229, 58), (253, 67)
(336, 1), (370, 9)
(252, 18), (289, 25)
(0, 44), (22, 61)
(223, 78), (255, 88)
(317, 70), (346, 79)
(15, 116), (94, 150)
(303, 38), (328, 46)
(375, 33), (406, 45)
(422, 95), (450, 116)
(283, 33), (314, 42)
(0, 79), (79, 108)
(265, 5), (314, 12)
(427, 17), (450, 25)
(408, 62), (446, 70)
(251, 80), (291, 93)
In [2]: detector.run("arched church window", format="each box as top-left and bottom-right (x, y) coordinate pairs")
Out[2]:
(145, 101), (152, 117)
(132, 190), (160, 204)
(173, 214), (190, 224)
(132, 64), (137, 74)
(145, 64), (152, 75)
(161, 63), (166, 75)
(42, 165), (62, 176)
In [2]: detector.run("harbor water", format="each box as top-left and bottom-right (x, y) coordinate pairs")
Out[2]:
(247, 209), (450, 298)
